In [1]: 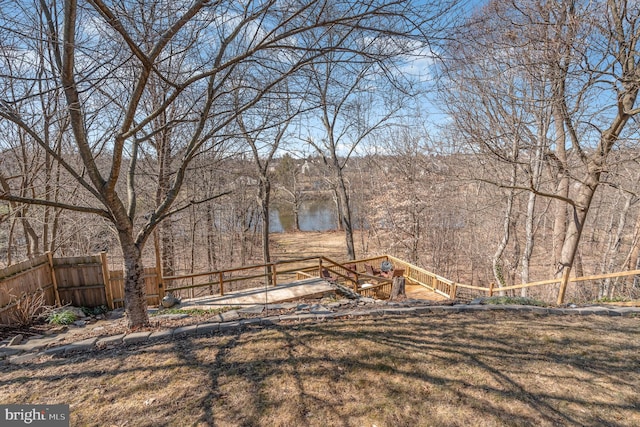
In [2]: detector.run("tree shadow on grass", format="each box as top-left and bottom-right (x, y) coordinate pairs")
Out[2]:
(1, 312), (639, 426)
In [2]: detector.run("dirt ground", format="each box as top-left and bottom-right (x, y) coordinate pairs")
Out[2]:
(270, 230), (364, 260)
(1, 311), (639, 426)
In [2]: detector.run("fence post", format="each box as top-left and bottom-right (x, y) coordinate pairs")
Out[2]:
(450, 283), (457, 300)
(46, 252), (61, 306)
(219, 272), (224, 296)
(99, 252), (114, 310)
(489, 282), (494, 297)
(557, 267), (571, 305)
(272, 264), (277, 287)
(154, 230), (165, 301)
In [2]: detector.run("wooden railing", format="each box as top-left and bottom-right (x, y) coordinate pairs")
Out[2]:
(453, 269), (640, 304)
(387, 255), (458, 299)
(162, 254), (455, 302)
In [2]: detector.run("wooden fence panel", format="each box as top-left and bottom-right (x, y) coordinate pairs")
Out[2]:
(53, 255), (107, 308)
(108, 268), (159, 309)
(0, 254), (56, 324)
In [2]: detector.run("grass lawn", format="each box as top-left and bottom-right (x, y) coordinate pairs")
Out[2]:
(1, 311), (639, 426)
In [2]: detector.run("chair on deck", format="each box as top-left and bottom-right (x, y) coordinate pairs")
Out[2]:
(365, 263), (381, 276)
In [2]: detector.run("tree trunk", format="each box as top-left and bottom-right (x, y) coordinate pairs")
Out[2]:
(601, 194), (631, 297)
(259, 178), (272, 285)
(120, 233), (149, 329)
(335, 168), (355, 260)
(390, 276), (406, 301)
(492, 159), (517, 295)
(558, 171), (599, 296)
(552, 122), (569, 276)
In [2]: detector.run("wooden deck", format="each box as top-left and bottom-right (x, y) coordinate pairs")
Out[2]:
(178, 278), (336, 309)
(405, 283), (448, 301)
(177, 280), (447, 311)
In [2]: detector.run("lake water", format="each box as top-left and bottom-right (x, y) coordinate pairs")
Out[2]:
(269, 200), (338, 233)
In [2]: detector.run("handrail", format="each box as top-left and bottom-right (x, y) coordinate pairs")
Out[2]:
(163, 256), (321, 281)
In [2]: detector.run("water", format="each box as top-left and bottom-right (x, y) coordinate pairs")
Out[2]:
(269, 200), (338, 233)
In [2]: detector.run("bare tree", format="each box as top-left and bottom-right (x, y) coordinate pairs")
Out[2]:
(304, 39), (412, 259)
(440, 0), (640, 296)
(234, 83), (297, 280)
(273, 153), (307, 231)
(1, 0), (440, 327)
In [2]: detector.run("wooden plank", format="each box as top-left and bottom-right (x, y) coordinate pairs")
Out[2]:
(55, 284), (106, 291)
(567, 269), (640, 283)
(100, 252), (114, 310)
(453, 283), (492, 291)
(47, 252), (61, 306)
(557, 267), (571, 305)
(0, 256), (50, 282)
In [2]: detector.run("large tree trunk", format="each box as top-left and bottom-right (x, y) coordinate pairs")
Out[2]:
(493, 148), (518, 295)
(551, 110), (569, 277)
(335, 168), (356, 260)
(120, 233), (149, 329)
(259, 178), (273, 285)
(521, 132), (545, 296)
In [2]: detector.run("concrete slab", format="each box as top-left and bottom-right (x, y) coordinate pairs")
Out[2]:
(123, 332), (152, 345)
(240, 318), (263, 327)
(149, 330), (173, 341)
(9, 353), (40, 364)
(43, 345), (72, 356)
(220, 311), (240, 322)
(219, 321), (240, 332)
(383, 307), (417, 315)
(173, 325), (199, 337)
(197, 323), (220, 335)
(237, 305), (265, 314)
(0, 347), (22, 358)
(96, 334), (126, 347)
(65, 338), (98, 353)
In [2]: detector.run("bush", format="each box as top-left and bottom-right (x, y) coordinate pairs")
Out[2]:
(81, 305), (108, 316)
(9, 289), (49, 327)
(47, 310), (77, 325)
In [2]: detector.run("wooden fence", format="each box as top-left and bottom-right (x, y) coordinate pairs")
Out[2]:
(0, 252), (161, 324)
(452, 269), (640, 305)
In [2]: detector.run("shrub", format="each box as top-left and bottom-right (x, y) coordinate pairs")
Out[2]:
(47, 310), (77, 325)
(81, 305), (108, 316)
(9, 289), (49, 327)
